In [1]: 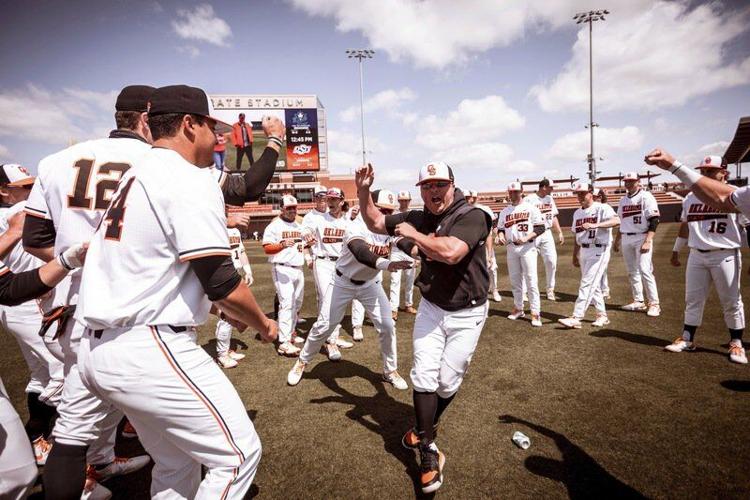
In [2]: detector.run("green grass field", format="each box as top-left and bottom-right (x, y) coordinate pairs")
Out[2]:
(3, 223), (749, 498)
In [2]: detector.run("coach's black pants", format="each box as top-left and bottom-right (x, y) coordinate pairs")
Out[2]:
(235, 146), (254, 170)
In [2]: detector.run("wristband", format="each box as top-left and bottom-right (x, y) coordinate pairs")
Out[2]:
(375, 258), (390, 271)
(267, 136), (283, 148)
(57, 253), (74, 271)
(669, 161), (701, 187)
(672, 236), (687, 252)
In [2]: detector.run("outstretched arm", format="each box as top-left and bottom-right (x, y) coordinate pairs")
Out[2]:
(355, 164), (388, 234)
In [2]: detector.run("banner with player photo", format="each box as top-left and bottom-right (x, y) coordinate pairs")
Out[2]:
(285, 108), (320, 171)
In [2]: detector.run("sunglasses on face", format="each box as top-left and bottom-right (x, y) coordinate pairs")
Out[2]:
(420, 181), (451, 190)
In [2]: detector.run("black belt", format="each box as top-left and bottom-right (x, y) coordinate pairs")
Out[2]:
(275, 262), (302, 269)
(336, 268), (365, 285)
(512, 241), (532, 246)
(317, 255), (339, 261)
(91, 324), (187, 339)
(624, 232), (646, 236)
(580, 243), (604, 248)
(696, 248), (735, 253)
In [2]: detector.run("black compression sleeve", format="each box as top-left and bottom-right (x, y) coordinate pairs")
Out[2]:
(0, 269), (52, 306)
(243, 147), (278, 201)
(348, 239), (380, 269)
(23, 215), (56, 249)
(396, 238), (416, 255)
(532, 224), (546, 236)
(189, 255), (241, 301)
(647, 216), (660, 232)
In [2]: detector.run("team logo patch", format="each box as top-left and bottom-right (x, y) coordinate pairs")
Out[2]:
(427, 164), (436, 176)
(388, 194), (394, 204)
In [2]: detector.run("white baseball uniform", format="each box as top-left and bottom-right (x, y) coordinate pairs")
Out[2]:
(25, 135), (150, 465)
(263, 216), (305, 344)
(0, 202), (64, 407)
(498, 202), (544, 314)
(75, 147), (261, 498)
(215, 228), (250, 356)
(571, 202), (617, 318)
(299, 215), (398, 372)
(524, 192), (559, 290)
(681, 193), (745, 330)
(0, 377), (37, 499)
(618, 189), (660, 304)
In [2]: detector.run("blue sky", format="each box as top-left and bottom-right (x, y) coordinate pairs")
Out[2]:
(1, 0), (748, 193)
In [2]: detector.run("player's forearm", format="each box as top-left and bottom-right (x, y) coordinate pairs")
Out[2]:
(670, 161), (736, 212)
(0, 228), (21, 259)
(242, 147), (279, 201)
(357, 189), (387, 234)
(552, 217), (562, 235)
(410, 232), (468, 265)
(596, 217), (620, 229)
(215, 285), (271, 333)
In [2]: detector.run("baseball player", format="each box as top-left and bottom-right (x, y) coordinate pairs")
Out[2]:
(496, 182), (545, 327)
(355, 162), (492, 494)
(524, 179), (564, 300)
(301, 187), (354, 350)
(23, 85), (156, 498)
(390, 191), (418, 320)
(214, 226), (253, 369)
(666, 157), (747, 364)
(288, 189), (409, 386)
(613, 172), (661, 316)
(594, 188), (612, 300)
(263, 195), (306, 357)
(559, 182), (621, 329)
(74, 85), (278, 498)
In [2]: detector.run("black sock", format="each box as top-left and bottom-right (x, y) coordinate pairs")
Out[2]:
(24, 392), (48, 441)
(729, 328), (744, 341)
(43, 443), (88, 500)
(683, 324), (698, 342)
(434, 393), (455, 425)
(413, 390), (437, 443)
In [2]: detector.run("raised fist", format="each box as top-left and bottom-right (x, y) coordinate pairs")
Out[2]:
(262, 116), (285, 139)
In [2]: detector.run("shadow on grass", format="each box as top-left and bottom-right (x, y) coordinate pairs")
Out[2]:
(590, 329), (724, 355)
(306, 360), (431, 498)
(720, 380), (750, 392)
(498, 415), (646, 499)
(201, 338), (249, 358)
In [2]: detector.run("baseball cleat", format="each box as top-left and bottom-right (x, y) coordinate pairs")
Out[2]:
(402, 425), (439, 449)
(646, 304), (661, 317)
(287, 359), (307, 386)
(33, 436), (52, 466)
(277, 341), (301, 357)
(729, 342), (748, 364)
(217, 354), (238, 369)
(531, 314), (542, 327)
(592, 314), (610, 327)
(546, 289), (556, 301)
(291, 331), (305, 344)
(81, 478), (112, 500)
(419, 444), (445, 494)
(322, 343), (341, 361)
(89, 455), (151, 481)
(664, 337), (696, 353)
(228, 350), (246, 360)
(492, 290), (502, 302)
(352, 326), (364, 341)
(335, 338), (354, 349)
(558, 317), (582, 329)
(622, 301), (647, 312)
(507, 309), (525, 320)
(382, 371), (408, 390)
(404, 305), (418, 314)
(121, 420), (137, 439)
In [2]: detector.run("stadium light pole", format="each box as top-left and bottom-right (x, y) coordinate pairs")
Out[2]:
(574, 9), (609, 187)
(346, 49), (374, 166)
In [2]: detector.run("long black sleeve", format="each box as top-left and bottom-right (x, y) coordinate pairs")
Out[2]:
(220, 147), (279, 205)
(396, 238), (416, 255)
(0, 268), (52, 306)
(348, 239), (380, 269)
(647, 216), (660, 232)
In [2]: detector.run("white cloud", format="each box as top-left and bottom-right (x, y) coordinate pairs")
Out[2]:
(326, 129), (385, 173)
(416, 95), (524, 150)
(177, 45), (201, 58)
(698, 141), (730, 155)
(433, 142), (514, 172)
(0, 85), (117, 146)
(172, 4), (232, 47)
(0, 144), (10, 161)
(531, 2), (750, 112)
(546, 126), (643, 161)
(287, 0), (653, 69)
(339, 87), (417, 123)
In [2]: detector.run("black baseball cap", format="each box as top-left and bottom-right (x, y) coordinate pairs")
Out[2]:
(115, 85), (155, 112)
(148, 85), (231, 132)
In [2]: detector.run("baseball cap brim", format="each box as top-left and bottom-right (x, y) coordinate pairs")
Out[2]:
(416, 176), (452, 186)
(7, 177), (35, 187)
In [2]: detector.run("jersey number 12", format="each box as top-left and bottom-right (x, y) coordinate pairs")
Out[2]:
(68, 159), (130, 210)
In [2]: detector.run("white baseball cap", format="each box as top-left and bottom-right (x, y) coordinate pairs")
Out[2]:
(416, 162), (454, 186)
(622, 172), (639, 181)
(397, 190), (411, 201)
(0, 164), (34, 187)
(468, 190), (479, 198)
(326, 187), (344, 199)
(372, 189), (398, 210)
(697, 155), (725, 170)
(507, 181), (522, 192)
(572, 182), (591, 193)
(314, 185), (328, 196)
(281, 195), (298, 208)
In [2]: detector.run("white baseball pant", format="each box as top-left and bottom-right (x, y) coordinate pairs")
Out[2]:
(389, 267), (416, 311)
(271, 264), (304, 344)
(534, 230), (558, 290)
(621, 233), (659, 304)
(411, 299), (488, 397)
(300, 273), (397, 373)
(352, 271), (383, 328)
(0, 378), (37, 500)
(312, 257), (342, 340)
(599, 247), (611, 297)
(685, 249), (745, 329)
(48, 319), (121, 466)
(0, 303), (64, 405)
(572, 246), (611, 318)
(78, 325), (261, 500)
(506, 243), (540, 314)
(215, 319), (233, 356)
(487, 254), (499, 293)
